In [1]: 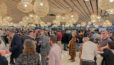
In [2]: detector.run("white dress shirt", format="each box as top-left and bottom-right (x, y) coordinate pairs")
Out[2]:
(49, 44), (62, 65)
(81, 41), (98, 61)
(0, 37), (6, 50)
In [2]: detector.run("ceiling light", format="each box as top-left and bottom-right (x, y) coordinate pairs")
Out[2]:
(62, 17), (65, 19)
(24, 4), (27, 7)
(84, 0), (89, 1)
(71, 15), (74, 18)
(110, 0), (114, 2)
(40, 2), (44, 6)
(97, 16), (101, 19)
(107, 9), (114, 14)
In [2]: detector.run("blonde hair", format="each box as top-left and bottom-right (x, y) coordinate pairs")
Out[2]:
(72, 31), (76, 37)
(23, 39), (36, 56)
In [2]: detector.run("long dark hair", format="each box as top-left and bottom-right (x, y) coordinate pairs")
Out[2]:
(108, 41), (114, 49)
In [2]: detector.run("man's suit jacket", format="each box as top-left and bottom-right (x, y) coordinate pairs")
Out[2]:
(0, 55), (8, 65)
(10, 33), (22, 58)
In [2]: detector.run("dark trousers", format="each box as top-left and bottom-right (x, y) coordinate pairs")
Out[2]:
(82, 61), (95, 65)
(10, 54), (14, 64)
(101, 59), (105, 65)
(64, 43), (68, 50)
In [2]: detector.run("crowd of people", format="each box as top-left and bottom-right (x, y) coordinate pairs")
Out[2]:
(0, 28), (114, 65)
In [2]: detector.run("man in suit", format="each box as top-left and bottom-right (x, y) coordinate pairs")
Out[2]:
(0, 54), (8, 65)
(62, 30), (69, 51)
(9, 30), (22, 64)
(24, 30), (41, 54)
(24, 30), (35, 40)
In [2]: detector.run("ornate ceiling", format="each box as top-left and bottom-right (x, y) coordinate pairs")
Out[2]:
(2, 0), (114, 24)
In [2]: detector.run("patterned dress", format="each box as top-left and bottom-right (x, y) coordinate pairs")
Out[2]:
(69, 37), (76, 57)
(16, 53), (40, 65)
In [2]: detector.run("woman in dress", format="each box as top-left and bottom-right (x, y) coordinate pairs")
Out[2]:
(69, 31), (76, 62)
(16, 39), (40, 65)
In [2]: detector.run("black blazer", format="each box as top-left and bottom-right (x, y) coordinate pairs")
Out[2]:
(24, 35), (34, 41)
(10, 33), (22, 58)
(0, 55), (8, 65)
(101, 49), (114, 65)
(62, 33), (69, 44)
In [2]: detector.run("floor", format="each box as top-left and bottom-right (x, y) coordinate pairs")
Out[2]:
(62, 51), (80, 65)
(7, 51), (80, 65)
(6, 44), (80, 65)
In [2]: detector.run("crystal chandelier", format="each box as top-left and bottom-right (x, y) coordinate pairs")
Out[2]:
(99, 0), (114, 14)
(33, 0), (49, 17)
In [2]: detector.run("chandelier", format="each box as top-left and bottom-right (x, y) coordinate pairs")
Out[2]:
(56, 15), (62, 21)
(33, 15), (40, 24)
(88, 21), (92, 25)
(90, 15), (102, 24)
(67, 10), (79, 23)
(87, 25), (89, 28)
(3, 16), (12, 22)
(65, 23), (73, 27)
(81, 22), (86, 27)
(17, 1), (33, 13)
(103, 20), (112, 27)
(40, 21), (46, 27)
(61, 15), (68, 22)
(33, 0), (49, 17)
(21, 14), (41, 25)
(0, 16), (3, 25)
(99, 0), (114, 14)
(21, 0), (32, 3)
(0, 2), (7, 16)
(93, 24), (99, 28)
(107, 9), (114, 14)
(68, 18), (77, 24)
(77, 24), (81, 27)
(53, 20), (60, 24)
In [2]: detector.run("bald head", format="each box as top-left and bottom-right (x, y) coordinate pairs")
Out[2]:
(83, 37), (89, 43)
